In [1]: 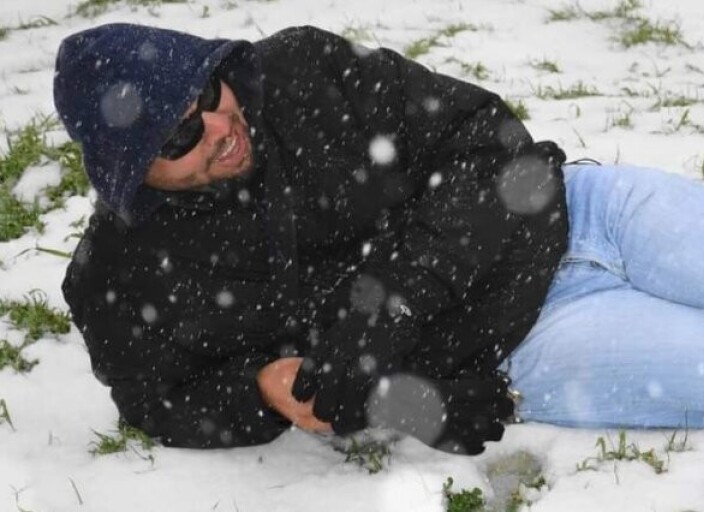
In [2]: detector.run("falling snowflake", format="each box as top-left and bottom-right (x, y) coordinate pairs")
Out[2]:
(100, 81), (143, 128)
(428, 172), (443, 189)
(647, 381), (664, 399)
(361, 241), (372, 257)
(496, 155), (557, 215)
(215, 290), (234, 308)
(141, 304), (157, 324)
(366, 373), (446, 446)
(423, 96), (441, 113)
(369, 135), (396, 165)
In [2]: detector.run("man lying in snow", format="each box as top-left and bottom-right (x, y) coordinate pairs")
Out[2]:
(54, 23), (704, 454)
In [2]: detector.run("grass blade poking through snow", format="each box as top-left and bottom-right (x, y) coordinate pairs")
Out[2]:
(90, 422), (156, 459)
(0, 398), (15, 431)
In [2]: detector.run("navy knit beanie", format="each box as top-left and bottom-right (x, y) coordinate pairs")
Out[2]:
(53, 23), (240, 224)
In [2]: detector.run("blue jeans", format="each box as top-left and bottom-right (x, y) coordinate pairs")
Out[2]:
(504, 163), (704, 429)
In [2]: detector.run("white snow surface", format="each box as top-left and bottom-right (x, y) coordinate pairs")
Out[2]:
(1, 0), (704, 511)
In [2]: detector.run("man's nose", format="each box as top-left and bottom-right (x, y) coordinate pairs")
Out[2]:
(201, 111), (231, 141)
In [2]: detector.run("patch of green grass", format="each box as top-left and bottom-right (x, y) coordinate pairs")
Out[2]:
(90, 422), (156, 456)
(0, 117), (54, 240)
(543, 0), (691, 49)
(612, 0), (642, 18)
(505, 474), (548, 512)
(463, 62), (490, 81)
(438, 23), (480, 38)
(506, 476), (547, 512)
(0, 291), (71, 343)
(340, 437), (392, 474)
(74, 0), (118, 17)
(547, 0), (642, 23)
(652, 95), (699, 110)
(404, 23), (482, 60)
(43, 141), (90, 208)
(535, 81), (602, 100)
(610, 104), (635, 129)
(530, 59), (561, 74)
(587, 0), (642, 21)
(404, 37), (437, 60)
(0, 398), (14, 431)
(0, 116), (55, 186)
(444, 57), (490, 80)
(612, 112), (633, 129)
(577, 431), (668, 474)
(17, 16), (58, 30)
(0, 27), (9, 40)
(443, 478), (485, 512)
(155, 0), (188, 4)
(546, 4), (580, 22)
(0, 191), (43, 241)
(619, 18), (688, 48)
(0, 339), (38, 373)
(341, 24), (375, 43)
(505, 99), (531, 121)
(0, 116), (90, 240)
(466, 62), (490, 80)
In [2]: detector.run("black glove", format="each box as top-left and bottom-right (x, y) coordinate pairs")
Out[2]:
(432, 376), (514, 454)
(292, 275), (421, 433)
(365, 372), (515, 455)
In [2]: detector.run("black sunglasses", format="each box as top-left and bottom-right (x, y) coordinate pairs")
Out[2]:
(159, 74), (222, 160)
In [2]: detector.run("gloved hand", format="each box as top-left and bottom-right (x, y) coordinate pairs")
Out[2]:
(364, 372), (515, 455)
(432, 376), (515, 454)
(292, 274), (421, 433)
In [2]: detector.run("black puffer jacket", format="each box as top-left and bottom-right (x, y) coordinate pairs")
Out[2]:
(63, 26), (568, 448)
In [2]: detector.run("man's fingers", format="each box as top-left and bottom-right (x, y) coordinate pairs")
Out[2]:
(311, 368), (343, 423)
(291, 357), (317, 402)
(330, 374), (369, 435)
(294, 407), (334, 433)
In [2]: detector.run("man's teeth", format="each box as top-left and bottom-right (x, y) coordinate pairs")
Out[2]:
(219, 137), (238, 160)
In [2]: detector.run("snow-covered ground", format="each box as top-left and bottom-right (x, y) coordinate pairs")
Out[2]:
(1, 0), (703, 511)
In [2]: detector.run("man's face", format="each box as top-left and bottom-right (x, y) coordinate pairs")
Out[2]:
(145, 80), (254, 191)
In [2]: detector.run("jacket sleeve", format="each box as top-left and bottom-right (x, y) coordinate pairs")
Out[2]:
(63, 233), (290, 449)
(286, 26), (568, 327)
(95, 317), (288, 449)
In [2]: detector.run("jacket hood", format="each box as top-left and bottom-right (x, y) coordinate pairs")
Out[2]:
(53, 23), (256, 224)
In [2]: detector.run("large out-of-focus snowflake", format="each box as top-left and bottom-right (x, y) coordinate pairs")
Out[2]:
(369, 135), (396, 165)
